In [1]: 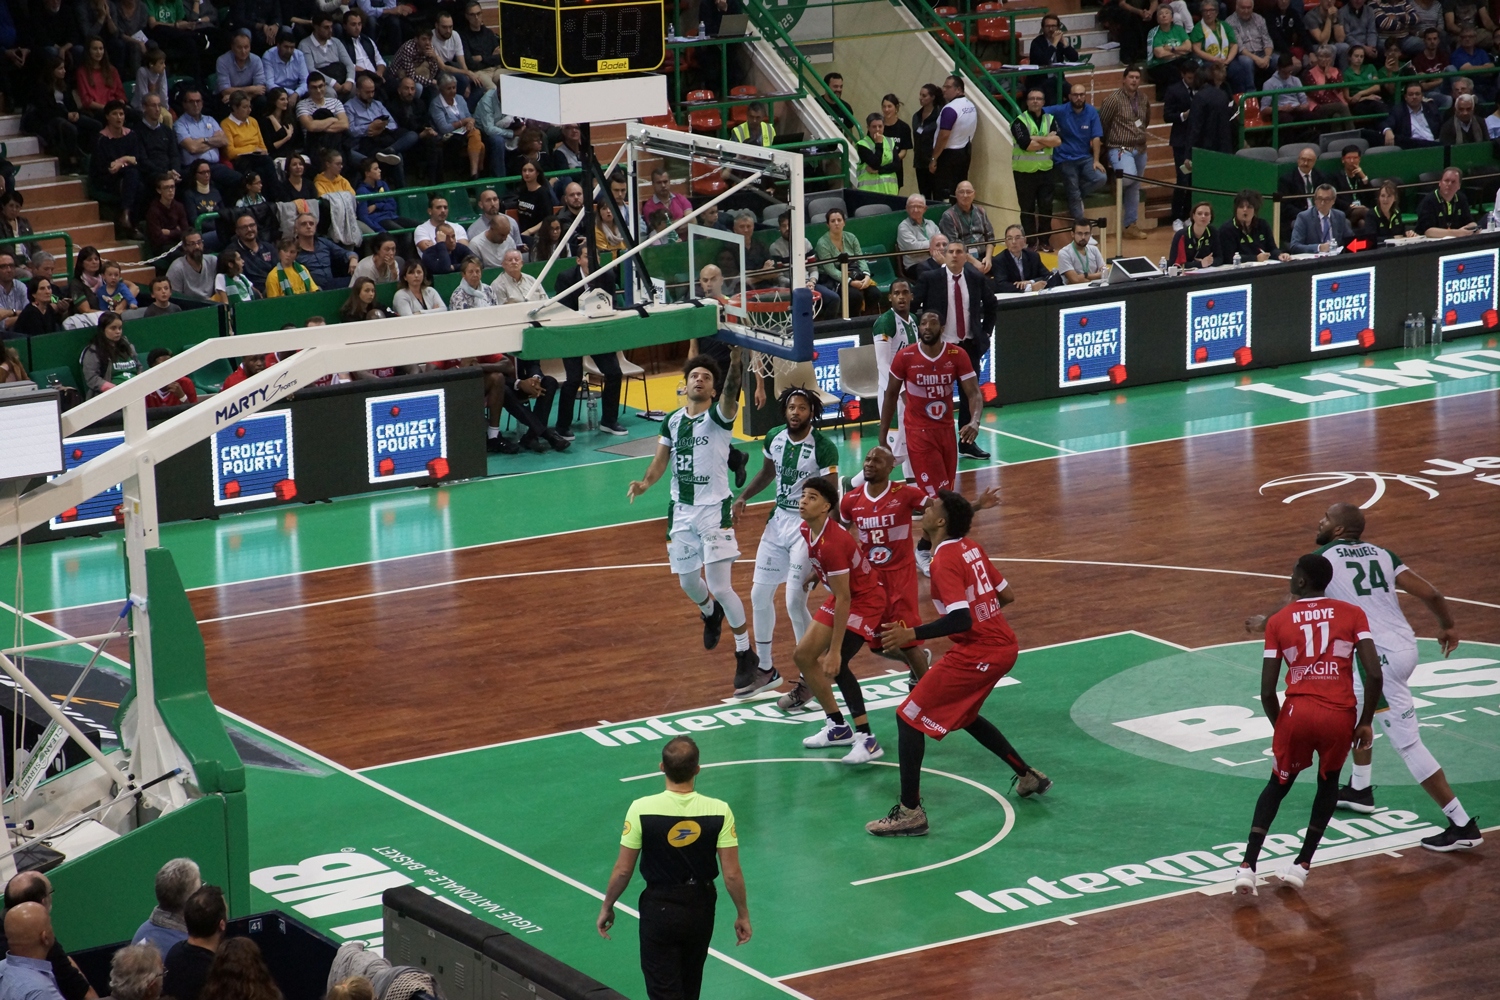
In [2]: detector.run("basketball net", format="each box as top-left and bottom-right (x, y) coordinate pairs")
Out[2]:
(729, 287), (822, 378)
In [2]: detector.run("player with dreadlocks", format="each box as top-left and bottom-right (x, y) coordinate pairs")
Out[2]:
(733, 386), (839, 702)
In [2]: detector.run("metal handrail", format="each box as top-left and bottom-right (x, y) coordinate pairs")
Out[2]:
(0, 228), (77, 277)
(894, 0), (1025, 120)
(740, 1), (862, 146)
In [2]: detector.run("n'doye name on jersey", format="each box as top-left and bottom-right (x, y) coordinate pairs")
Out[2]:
(765, 425), (839, 512)
(662, 403), (736, 506)
(1318, 539), (1416, 649)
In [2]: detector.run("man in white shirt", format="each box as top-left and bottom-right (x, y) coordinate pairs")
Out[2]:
(1057, 219), (1104, 283)
(340, 9), (388, 82)
(895, 193), (940, 271)
(431, 11), (484, 98)
(491, 248), (545, 303)
(414, 194), (468, 252)
(470, 214), (519, 266)
(929, 75), (978, 200)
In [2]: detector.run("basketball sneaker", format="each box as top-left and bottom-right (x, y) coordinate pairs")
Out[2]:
(866, 802), (929, 837)
(1277, 862), (1309, 890)
(1420, 819), (1484, 852)
(803, 720), (856, 748)
(734, 662), (780, 701)
(776, 680), (814, 711)
(842, 733), (884, 764)
(732, 648), (759, 689)
(1232, 866), (1258, 896)
(701, 602), (725, 650)
(1336, 784), (1377, 813)
(915, 546), (933, 577)
(1013, 767), (1052, 798)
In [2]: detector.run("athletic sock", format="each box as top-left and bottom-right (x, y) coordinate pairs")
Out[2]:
(486, 425), (499, 439)
(755, 640), (773, 669)
(827, 710), (846, 727)
(855, 721), (872, 735)
(898, 720), (926, 808)
(1442, 797), (1472, 827)
(1245, 774), (1295, 869)
(733, 631), (749, 653)
(1350, 763), (1372, 791)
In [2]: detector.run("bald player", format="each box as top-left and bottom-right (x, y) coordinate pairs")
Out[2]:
(1247, 503), (1480, 852)
(0, 902), (65, 999)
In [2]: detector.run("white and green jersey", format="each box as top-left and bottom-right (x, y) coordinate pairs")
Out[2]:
(1318, 539), (1416, 651)
(661, 402), (736, 506)
(763, 425), (839, 513)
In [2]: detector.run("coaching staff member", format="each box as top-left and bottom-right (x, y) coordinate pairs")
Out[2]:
(598, 736), (751, 1000)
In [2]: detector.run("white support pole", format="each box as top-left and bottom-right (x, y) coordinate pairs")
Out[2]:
(0, 651), (126, 790)
(1, 633), (134, 656)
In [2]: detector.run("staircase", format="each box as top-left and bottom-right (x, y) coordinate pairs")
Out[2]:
(1010, 10), (1178, 233)
(1, 115), (157, 287)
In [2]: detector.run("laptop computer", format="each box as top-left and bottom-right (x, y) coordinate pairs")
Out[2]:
(715, 13), (749, 36)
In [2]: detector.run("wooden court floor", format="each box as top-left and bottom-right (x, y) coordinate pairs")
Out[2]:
(42, 389), (1500, 999)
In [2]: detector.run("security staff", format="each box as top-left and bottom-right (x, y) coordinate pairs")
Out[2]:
(1008, 88), (1060, 247)
(598, 737), (752, 1000)
(855, 113), (899, 195)
(730, 102), (777, 146)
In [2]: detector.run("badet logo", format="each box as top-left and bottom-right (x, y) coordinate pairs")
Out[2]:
(1310, 267), (1375, 351)
(1185, 285), (1253, 370)
(1437, 250), (1500, 332)
(1058, 302), (1127, 387)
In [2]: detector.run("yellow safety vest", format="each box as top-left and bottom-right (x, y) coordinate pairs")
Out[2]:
(1012, 112), (1055, 173)
(855, 135), (898, 194)
(731, 121), (777, 146)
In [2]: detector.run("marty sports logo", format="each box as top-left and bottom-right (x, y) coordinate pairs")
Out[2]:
(367, 389), (450, 483)
(1058, 302), (1127, 387)
(1438, 250), (1500, 332)
(1185, 285), (1252, 370)
(212, 411), (295, 507)
(1311, 267), (1375, 351)
(49, 433), (124, 530)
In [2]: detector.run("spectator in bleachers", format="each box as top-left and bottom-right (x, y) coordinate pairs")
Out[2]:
(1162, 60), (1198, 231)
(1191, 2), (1242, 88)
(182, 159), (228, 247)
(1375, 0), (1420, 54)
(556, 181), (586, 229)
(1026, 16), (1078, 106)
(358, 0), (414, 54)
(906, 231), (947, 281)
(421, 222), (472, 274)
(215, 32), (266, 108)
(1342, 0), (1383, 64)
(939, 181), (995, 274)
(68, 246), (105, 306)
(265, 236), (318, 296)
(0, 253), (25, 332)
(168, 231), (219, 299)
(1443, 0), (1495, 47)
(1277, 145), (1327, 240)
(0, 902), (66, 1000)
(262, 31), (309, 99)
(1305, 44), (1353, 117)
(11, 276), (64, 334)
(353, 232), (403, 283)
(508, 127), (547, 179)
(272, 152), (316, 201)
(855, 113), (899, 195)
(471, 213), (518, 267)
(297, 72), (352, 161)
(340, 10), (387, 85)
(1290, 183), (1353, 252)
(1304, 0), (1352, 68)
(198, 936), (279, 1000)
(548, 123), (584, 176)
(645, 209), (678, 245)
(929, 76), (977, 202)
(512, 161), (557, 242)
(730, 209), (774, 289)
(1410, 27), (1451, 106)
(1228, 0), (1275, 89)
(1168, 201), (1222, 268)
(257, 88), (300, 162)
(393, 259), (444, 314)
(0, 344), (28, 383)
(910, 83), (944, 202)
(534, 217), (569, 260)
(432, 11), (485, 99)
(176, 88), (241, 196)
(1417, 168), (1479, 234)
(347, 73), (412, 187)
(1362, 177), (1417, 237)
(97, 259), (138, 311)
(473, 87), (515, 181)
(641, 168), (691, 225)
(386, 77), (443, 184)
(76, 37), (126, 123)
(1442, 92), (1489, 141)
(145, 175), (190, 253)
(211, 251), (256, 302)
(1381, 79), (1443, 144)
(553, 242), (625, 436)
(1100, 66), (1151, 242)
(816, 208), (879, 316)
(492, 247), (543, 303)
(391, 29), (442, 98)
(1148, 5), (1194, 89)
(339, 276), (386, 321)
(0, 191), (35, 266)
(221, 351), (266, 389)
(81, 311), (138, 392)
(1103, 0), (1155, 65)
(1219, 188), (1290, 262)
(1448, 27), (1495, 99)
(107, 943), (165, 1000)
(448, 255), (497, 310)
(314, 149), (353, 197)
(594, 197), (627, 255)
(300, 12), (355, 98)
(236, 170), (268, 209)
(228, 214), (278, 284)
(291, 211), (356, 286)
(144, 347), (198, 407)
(414, 194), (461, 253)
(1046, 82), (1105, 224)
(352, 162), (401, 232)
(995, 224), (1049, 292)
(1330, 144), (1371, 217)
(222, 91), (274, 181)
(1263, 52), (1344, 138)
(768, 210), (829, 300)
(150, 273), (187, 311)
(1266, 0), (1306, 64)
(896, 192), (940, 272)
(0, 874), (91, 1000)
(1410, 0), (1445, 44)
(460, 1), (504, 89)
(92, 100), (145, 234)
(24, 56), (95, 174)
(430, 74), (483, 180)
(1376, 39), (1413, 104)
(117, 8), (155, 84)
(137, 93), (180, 199)
(1344, 45), (1389, 116)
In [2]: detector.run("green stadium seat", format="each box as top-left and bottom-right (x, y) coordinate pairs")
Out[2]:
(188, 355), (234, 394)
(864, 242), (896, 294)
(30, 366), (78, 391)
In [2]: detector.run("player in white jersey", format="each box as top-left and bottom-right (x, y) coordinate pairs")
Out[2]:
(630, 348), (773, 698)
(731, 387), (838, 698)
(1248, 502), (1480, 851)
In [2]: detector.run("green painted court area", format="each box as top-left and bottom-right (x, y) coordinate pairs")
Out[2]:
(236, 634), (1500, 998)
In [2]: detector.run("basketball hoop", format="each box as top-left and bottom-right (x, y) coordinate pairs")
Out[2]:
(729, 287), (822, 378)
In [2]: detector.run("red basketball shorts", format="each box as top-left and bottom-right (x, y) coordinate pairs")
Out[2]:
(814, 592), (890, 651)
(904, 424), (957, 497)
(881, 564), (922, 649)
(897, 642), (1018, 740)
(1271, 698), (1357, 783)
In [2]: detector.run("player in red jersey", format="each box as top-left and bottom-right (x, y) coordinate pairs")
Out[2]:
(877, 312), (985, 575)
(1233, 554), (1383, 895)
(794, 478), (889, 765)
(868, 491), (1050, 837)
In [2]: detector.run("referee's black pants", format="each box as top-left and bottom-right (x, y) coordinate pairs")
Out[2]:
(638, 883), (717, 1000)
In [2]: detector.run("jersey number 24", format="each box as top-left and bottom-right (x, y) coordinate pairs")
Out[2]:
(1346, 559), (1389, 596)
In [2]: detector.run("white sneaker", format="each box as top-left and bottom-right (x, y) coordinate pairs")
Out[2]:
(1278, 862), (1309, 890)
(842, 732), (884, 764)
(1232, 866), (1258, 896)
(803, 720), (855, 748)
(915, 546), (933, 578)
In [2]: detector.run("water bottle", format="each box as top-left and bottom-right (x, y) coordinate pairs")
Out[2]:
(586, 394), (600, 431)
(1232, 252), (1242, 266)
(1430, 313), (1443, 346)
(1414, 311), (1426, 345)
(1402, 313), (1414, 348)
(1157, 255), (1167, 272)
(698, 19), (707, 37)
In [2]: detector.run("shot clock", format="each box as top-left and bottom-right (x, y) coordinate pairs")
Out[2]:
(499, 0), (666, 77)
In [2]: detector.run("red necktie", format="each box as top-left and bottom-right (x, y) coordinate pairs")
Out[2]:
(954, 273), (966, 340)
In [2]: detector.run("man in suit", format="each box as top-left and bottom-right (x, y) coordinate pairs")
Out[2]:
(1161, 59), (1200, 231)
(1381, 82), (1443, 148)
(1184, 61), (1234, 176)
(1278, 146), (1327, 243)
(912, 241), (995, 459)
(1290, 185), (1355, 254)
(994, 225), (1049, 293)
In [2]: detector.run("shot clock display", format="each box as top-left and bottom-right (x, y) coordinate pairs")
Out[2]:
(499, 0), (666, 77)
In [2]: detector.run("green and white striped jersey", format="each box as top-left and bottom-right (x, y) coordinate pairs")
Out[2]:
(1318, 539), (1416, 650)
(660, 402), (736, 506)
(763, 425), (839, 512)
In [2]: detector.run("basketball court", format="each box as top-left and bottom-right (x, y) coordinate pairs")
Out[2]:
(3, 327), (1497, 997)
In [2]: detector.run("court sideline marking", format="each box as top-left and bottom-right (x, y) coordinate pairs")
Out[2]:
(25, 383), (1500, 618)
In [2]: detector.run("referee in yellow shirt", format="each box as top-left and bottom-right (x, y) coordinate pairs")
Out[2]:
(598, 737), (752, 1000)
